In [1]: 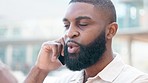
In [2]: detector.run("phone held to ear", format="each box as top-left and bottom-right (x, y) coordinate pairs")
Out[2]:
(58, 55), (65, 65)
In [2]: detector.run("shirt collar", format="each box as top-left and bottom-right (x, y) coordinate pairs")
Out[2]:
(94, 53), (125, 82)
(69, 53), (125, 82)
(70, 70), (84, 82)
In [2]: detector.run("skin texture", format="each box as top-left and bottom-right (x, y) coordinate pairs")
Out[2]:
(0, 61), (18, 83)
(24, 2), (118, 83)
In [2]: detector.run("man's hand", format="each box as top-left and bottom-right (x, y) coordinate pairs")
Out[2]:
(36, 38), (65, 72)
(24, 38), (65, 83)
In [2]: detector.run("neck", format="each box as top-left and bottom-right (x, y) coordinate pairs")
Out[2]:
(84, 50), (114, 81)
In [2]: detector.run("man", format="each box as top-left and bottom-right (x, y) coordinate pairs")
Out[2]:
(0, 61), (18, 83)
(25, 0), (148, 83)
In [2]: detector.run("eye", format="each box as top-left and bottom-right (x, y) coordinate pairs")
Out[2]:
(63, 21), (70, 30)
(79, 23), (88, 26)
(64, 24), (70, 30)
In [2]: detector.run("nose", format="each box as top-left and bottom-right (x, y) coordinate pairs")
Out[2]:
(65, 25), (80, 39)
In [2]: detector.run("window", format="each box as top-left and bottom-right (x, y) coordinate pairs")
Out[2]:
(0, 26), (7, 38)
(11, 45), (26, 72)
(114, 0), (142, 28)
(32, 44), (40, 65)
(0, 46), (6, 63)
(12, 27), (21, 38)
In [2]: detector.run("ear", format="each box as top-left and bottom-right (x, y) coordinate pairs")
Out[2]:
(106, 22), (118, 39)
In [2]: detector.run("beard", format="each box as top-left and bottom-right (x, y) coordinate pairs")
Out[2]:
(64, 31), (106, 71)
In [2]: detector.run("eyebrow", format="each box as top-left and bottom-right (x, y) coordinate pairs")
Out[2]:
(63, 16), (92, 22)
(76, 16), (91, 21)
(63, 18), (69, 22)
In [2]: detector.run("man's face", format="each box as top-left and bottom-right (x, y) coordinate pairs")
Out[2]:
(63, 3), (107, 71)
(64, 31), (106, 71)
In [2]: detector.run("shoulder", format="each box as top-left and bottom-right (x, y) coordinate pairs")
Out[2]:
(133, 73), (148, 83)
(120, 64), (148, 82)
(48, 66), (83, 83)
(55, 71), (83, 83)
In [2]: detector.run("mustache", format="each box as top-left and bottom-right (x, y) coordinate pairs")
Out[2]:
(65, 40), (81, 46)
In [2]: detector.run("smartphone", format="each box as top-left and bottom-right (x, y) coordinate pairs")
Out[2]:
(58, 55), (65, 65)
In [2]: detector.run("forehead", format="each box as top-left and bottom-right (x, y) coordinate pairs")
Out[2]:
(64, 2), (103, 21)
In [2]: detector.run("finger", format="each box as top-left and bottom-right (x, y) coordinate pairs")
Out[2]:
(41, 42), (50, 52)
(61, 38), (65, 56)
(57, 43), (62, 56)
(50, 42), (62, 62)
(54, 42), (62, 59)
(42, 41), (58, 62)
(57, 37), (65, 56)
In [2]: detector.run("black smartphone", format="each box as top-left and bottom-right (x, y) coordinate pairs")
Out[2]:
(58, 55), (65, 65)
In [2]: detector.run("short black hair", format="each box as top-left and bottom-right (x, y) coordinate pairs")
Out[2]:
(69, 0), (116, 23)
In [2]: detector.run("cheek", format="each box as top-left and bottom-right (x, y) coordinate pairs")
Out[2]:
(79, 30), (100, 45)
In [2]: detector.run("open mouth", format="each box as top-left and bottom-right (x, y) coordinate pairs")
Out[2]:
(67, 42), (80, 53)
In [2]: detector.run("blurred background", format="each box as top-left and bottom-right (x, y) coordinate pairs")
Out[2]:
(0, 0), (148, 82)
